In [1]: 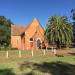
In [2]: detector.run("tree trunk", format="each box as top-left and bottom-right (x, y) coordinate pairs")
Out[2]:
(56, 40), (61, 49)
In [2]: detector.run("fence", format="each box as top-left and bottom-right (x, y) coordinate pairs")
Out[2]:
(0, 49), (57, 59)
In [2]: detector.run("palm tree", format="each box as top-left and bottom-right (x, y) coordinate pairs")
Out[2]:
(44, 16), (73, 48)
(71, 9), (75, 20)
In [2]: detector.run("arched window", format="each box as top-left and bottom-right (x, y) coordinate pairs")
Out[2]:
(36, 39), (41, 49)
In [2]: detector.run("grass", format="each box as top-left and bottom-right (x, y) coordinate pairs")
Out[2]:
(0, 49), (75, 75)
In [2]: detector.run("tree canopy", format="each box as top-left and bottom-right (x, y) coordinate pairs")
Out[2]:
(44, 16), (73, 48)
(70, 9), (75, 44)
(0, 16), (12, 47)
(71, 9), (75, 20)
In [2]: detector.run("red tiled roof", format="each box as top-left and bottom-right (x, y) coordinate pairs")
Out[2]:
(11, 25), (30, 36)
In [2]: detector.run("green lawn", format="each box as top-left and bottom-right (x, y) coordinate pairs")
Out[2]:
(0, 49), (75, 75)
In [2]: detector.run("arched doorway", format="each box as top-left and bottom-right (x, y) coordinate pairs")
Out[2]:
(36, 39), (41, 49)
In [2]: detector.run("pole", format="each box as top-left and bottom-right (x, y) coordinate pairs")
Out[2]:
(43, 50), (46, 55)
(19, 50), (21, 58)
(54, 48), (56, 55)
(31, 50), (33, 56)
(6, 51), (8, 59)
(52, 47), (54, 52)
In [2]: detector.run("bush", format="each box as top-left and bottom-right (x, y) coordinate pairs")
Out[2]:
(0, 46), (18, 51)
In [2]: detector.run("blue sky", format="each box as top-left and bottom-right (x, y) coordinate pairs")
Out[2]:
(0, 0), (75, 28)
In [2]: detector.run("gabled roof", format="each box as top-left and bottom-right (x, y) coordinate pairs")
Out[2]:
(11, 18), (44, 36)
(11, 25), (29, 36)
(31, 18), (40, 25)
(31, 18), (44, 31)
(31, 25), (44, 38)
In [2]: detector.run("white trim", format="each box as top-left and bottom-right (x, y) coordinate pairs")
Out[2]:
(29, 41), (33, 42)
(36, 38), (42, 43)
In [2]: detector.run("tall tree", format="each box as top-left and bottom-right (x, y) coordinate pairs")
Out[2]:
(71, 9), (75, 20)
(71, 9), (75, 42)
(0, 16), (12, 47)
(44, 16), (73, 48)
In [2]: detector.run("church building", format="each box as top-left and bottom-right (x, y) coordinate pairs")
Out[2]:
(11, 18), (46, 50)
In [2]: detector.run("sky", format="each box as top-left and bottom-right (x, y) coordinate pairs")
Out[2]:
(0, 0), (75, 28)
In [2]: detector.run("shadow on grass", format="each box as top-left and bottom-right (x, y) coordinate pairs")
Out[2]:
(0, 68), (16, 75)
(20, 61), (75, 75)
(68, 53), (75, 56)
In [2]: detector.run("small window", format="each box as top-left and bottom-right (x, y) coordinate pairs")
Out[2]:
(30, 38), (33, 41)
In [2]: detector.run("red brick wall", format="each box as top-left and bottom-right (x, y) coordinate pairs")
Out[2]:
(11, 36), (22, 49)
(24, 19), (44, 49)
